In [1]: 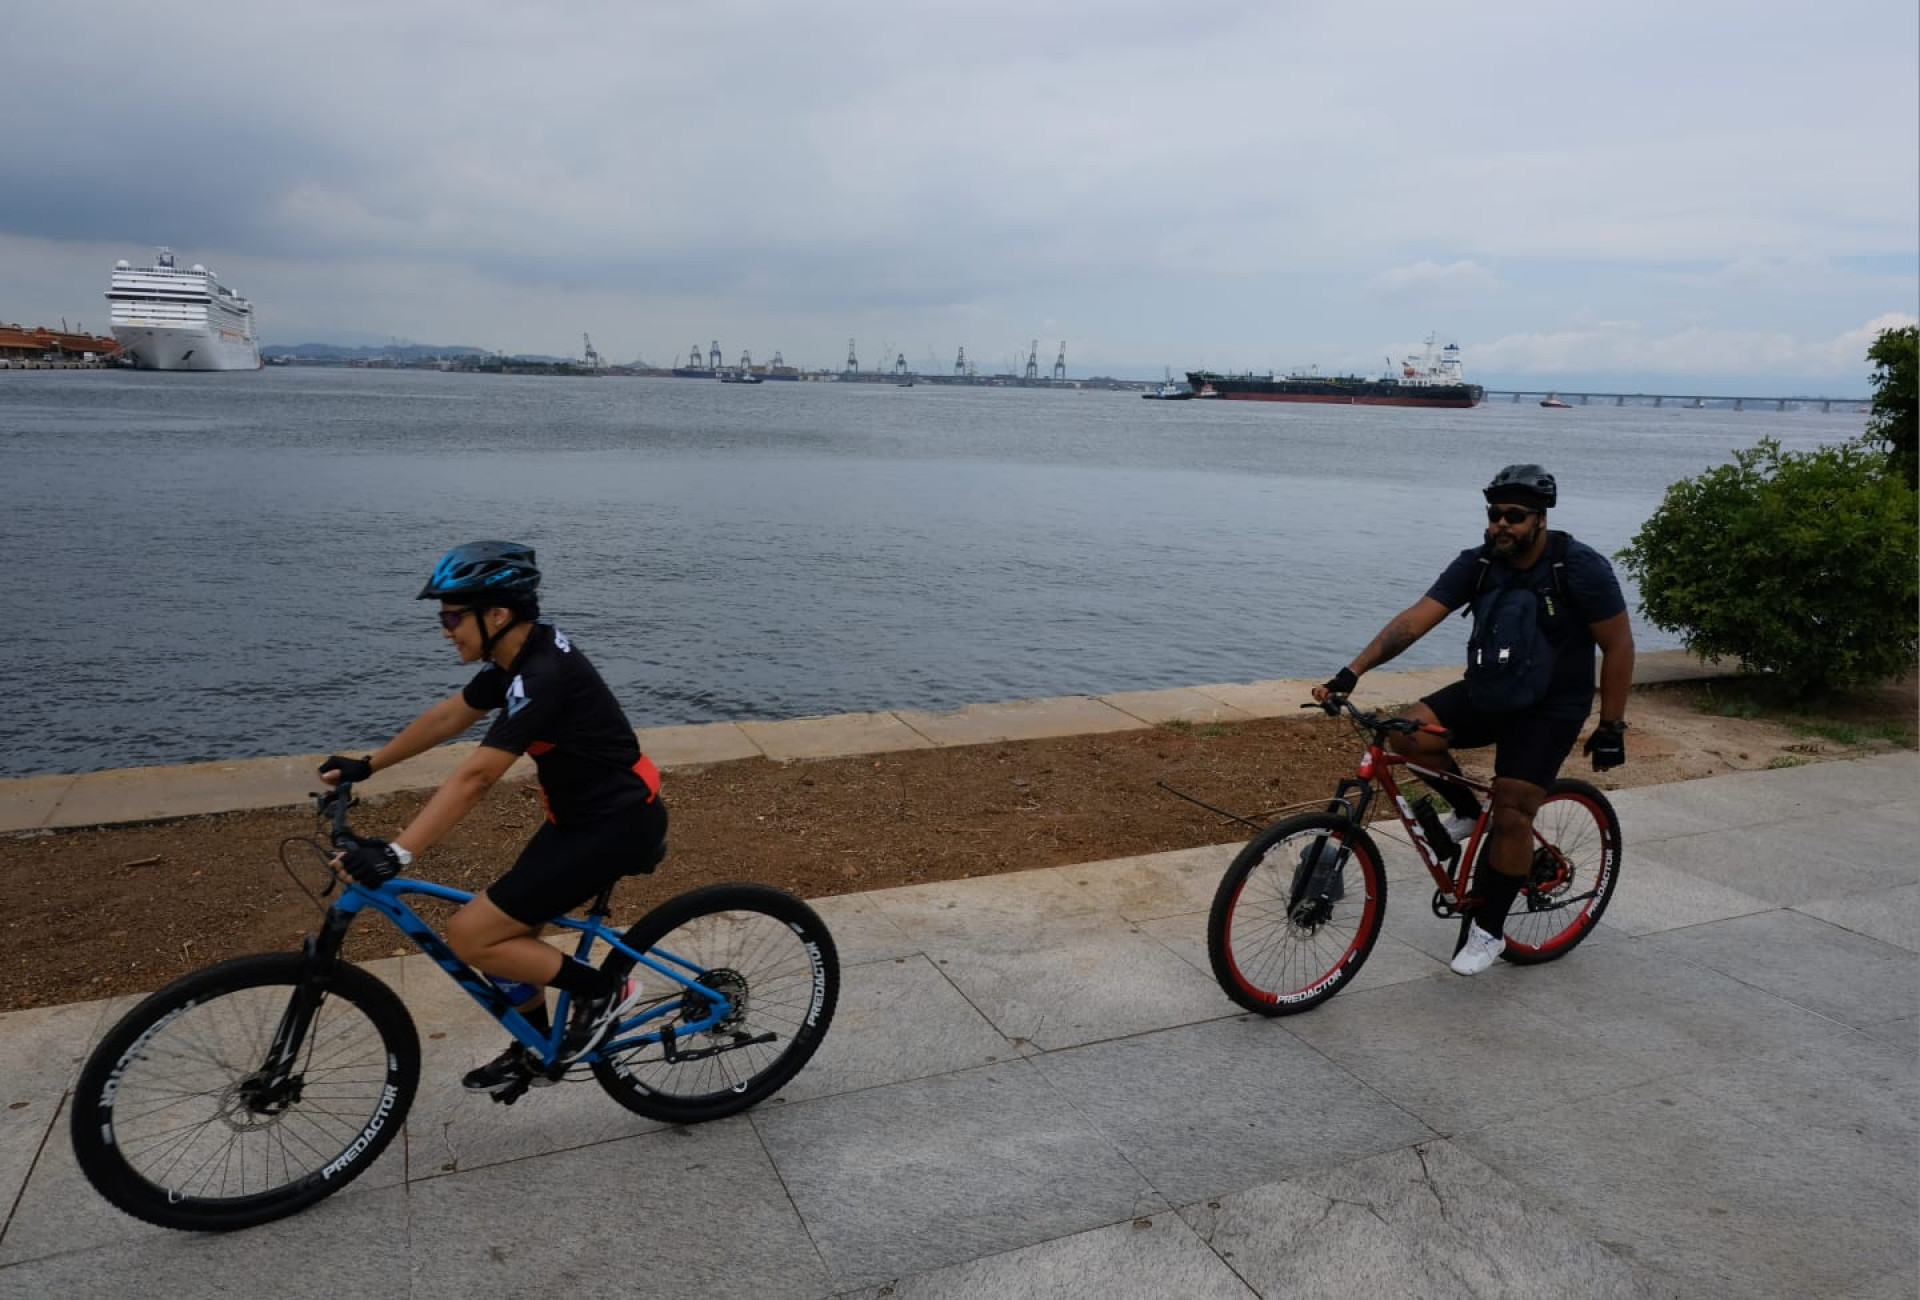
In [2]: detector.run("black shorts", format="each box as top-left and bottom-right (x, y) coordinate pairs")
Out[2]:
(486, 797), (669, 926)
(1422, 680), (1585, 790)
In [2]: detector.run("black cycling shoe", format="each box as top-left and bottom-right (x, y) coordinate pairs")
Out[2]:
(461, 1043), (554, 1092)
(557, 978), (643, 1064)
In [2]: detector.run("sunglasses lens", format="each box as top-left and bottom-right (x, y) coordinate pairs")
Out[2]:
(1487, 507), (1531, 524)
(439, 609), (467, 630)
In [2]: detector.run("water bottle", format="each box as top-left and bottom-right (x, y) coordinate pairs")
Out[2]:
(1413, 798), (1458, 863)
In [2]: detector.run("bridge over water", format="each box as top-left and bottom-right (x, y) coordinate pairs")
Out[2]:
(1485, 390), (1870, 413)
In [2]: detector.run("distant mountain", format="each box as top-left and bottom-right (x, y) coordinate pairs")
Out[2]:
(261, 342), (490, 361)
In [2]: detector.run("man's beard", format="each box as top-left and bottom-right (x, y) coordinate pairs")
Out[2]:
(1484, 521), (1538, 555)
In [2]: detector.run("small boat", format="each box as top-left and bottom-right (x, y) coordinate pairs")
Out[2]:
(1540, 393), (1570, 409)
(719, 370), (762, 384)
(1142, 380), (1194, 400)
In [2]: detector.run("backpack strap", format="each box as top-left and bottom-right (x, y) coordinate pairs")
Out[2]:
(1460, 531), (1572, 619)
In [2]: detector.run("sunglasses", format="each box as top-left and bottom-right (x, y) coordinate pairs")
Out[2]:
(1485, 506), (1538, 525)
(437, 607), (476, 630)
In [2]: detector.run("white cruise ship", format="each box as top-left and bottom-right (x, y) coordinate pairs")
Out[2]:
(106, 248), (260, 370)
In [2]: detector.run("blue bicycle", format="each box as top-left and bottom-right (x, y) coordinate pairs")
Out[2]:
(70, 782), (840, 1232)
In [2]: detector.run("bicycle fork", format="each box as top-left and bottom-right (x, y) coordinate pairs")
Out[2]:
(248, 907), (359, 1111)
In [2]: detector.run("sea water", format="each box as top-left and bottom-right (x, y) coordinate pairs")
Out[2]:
(0, 368), (1863, 777)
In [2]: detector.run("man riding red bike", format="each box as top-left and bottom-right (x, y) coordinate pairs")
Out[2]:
(1312, 465), (1635, 975)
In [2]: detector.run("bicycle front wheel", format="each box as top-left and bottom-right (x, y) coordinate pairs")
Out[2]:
(592, 883), (839, 1123)
(1499, 778), (1621, 963)
(70, 953), (419, 1232)
(1208, 814), (1387, 1016)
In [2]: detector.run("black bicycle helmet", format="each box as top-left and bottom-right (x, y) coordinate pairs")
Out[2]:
(1483, 464), (1557, 509)
(417, 541), (540, 602)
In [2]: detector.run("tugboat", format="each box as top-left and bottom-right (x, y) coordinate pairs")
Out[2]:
(1540, 393), (1571, 408)
(1142, 378), (1194, 400)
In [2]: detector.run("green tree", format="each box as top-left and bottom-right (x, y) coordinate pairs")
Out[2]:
(1864, 323), (1917, 486)
(1618, 436), (1918, 703)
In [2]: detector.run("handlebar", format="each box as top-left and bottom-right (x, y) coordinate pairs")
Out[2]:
(1302, 696), (1450, 742)
(314, 783), (360, 849)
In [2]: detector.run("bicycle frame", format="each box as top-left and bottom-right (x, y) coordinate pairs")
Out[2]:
(287, 876), (738, 1072)
(1327, 739), (1493, 910)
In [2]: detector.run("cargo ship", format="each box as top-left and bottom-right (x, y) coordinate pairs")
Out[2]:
(1188, 337), (1483, 409)
(106, 249), (260, 371)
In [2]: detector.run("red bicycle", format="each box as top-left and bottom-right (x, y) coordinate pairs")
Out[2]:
(1207, 696), (1621, 1015)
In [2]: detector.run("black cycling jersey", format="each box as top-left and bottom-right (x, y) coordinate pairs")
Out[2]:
(1425, 533), (1628, 721)
(463, 622), (658, 824)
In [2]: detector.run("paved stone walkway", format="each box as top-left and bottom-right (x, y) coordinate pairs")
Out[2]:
(2, 750), (1914, 1298)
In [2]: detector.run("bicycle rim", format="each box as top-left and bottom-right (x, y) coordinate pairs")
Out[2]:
(1208, 817), (1386, 1016)
(592, 883), (838, 1123)
(1500, 780), (1621, 963)
(70, 955), (418, 1231)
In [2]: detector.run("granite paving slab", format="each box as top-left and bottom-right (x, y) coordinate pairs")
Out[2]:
(1640, 908), (1920, 1030)
(774, 954), (1010, 1103)
(1497, 939), (1862, 1075)
(1178, 1140), (1660, 1299)
(0, 1183), (411, 1299)
(1794, 881), (1920, 953)
(1279, 975), (1663, 1135)
(870, 896), (1227, 1051)
(1458, 1043), (1917, 1297)
(753, 1059), (1164, 1291)
(1591, 848), (1775, 936)
(405, 1119), (830, 1300)
(839, 1211), (1257, 1299)
(1032, 1016), (1434, 1205)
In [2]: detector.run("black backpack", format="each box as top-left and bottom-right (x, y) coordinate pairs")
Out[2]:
(1462, 531), (1576, 713)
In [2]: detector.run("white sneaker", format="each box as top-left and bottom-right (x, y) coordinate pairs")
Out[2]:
(1450, 922), (1505, 976)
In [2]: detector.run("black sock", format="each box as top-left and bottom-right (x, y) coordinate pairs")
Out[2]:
(548, 958), (616, 1000)
(515, 995), (551, 1035)
(1473, 869), (1527, 938)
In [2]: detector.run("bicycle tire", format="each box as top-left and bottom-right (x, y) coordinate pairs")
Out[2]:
(1454, 779), (1621, 966)
(591, 883), (838, 1123)
(70, 953), (419, 1232)
(1207, 813), (1387, 1016)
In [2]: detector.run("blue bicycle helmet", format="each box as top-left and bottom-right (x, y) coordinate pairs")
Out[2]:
(418, 541), (540, 602)
(1483, 464), (1557, 510)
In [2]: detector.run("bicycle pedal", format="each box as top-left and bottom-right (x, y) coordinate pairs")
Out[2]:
(489, 1076), (533, 1106)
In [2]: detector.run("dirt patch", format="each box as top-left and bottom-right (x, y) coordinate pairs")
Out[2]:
(3, 676), (1911, 1012)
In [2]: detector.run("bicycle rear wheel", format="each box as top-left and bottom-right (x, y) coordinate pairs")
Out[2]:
(1207, 814), (1387, 1016)
(591, 883), (838, 1123)
(1498, 778), (1621, 963)
(70, 953), (419, 1231)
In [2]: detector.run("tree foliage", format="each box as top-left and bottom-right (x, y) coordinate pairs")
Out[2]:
(1865, 324), (1917, 486)
(1618, 437), (1918, 702)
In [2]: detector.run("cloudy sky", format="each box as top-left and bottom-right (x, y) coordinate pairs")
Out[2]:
(3, 0), (1914, 393)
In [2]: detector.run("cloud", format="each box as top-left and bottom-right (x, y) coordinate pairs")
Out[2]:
(1475, 313), (1920, 381)
(0, 0), (1912, 380)
(1368, 261), (1499, 301)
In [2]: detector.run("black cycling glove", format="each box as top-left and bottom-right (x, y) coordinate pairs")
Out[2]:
(1322, 667), (1359, 697)
(320, 754), (374, 783)
(339, 836), (408, 886)
(1583, 721), (1627, 771)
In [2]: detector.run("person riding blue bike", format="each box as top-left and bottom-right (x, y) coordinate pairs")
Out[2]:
(1310, 465), (1635, 976)
(320, 540), (667, 1091)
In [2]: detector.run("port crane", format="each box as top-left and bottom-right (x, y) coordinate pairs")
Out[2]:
(1024, 340), (1039, 381)
(1053, 342), (1066, 381)
(581, 334), (600, 369)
